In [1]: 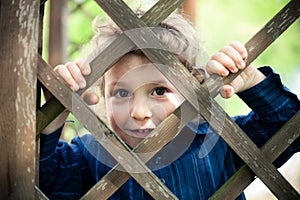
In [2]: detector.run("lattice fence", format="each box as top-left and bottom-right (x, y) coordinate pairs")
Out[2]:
(1, 0), (300, 199)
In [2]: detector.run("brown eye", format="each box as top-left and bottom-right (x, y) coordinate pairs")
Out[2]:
(153, 87), (168, 96)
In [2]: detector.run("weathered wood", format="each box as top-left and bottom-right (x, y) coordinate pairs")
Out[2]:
(205, 0), (300, 97)
(37, 56), (178, 199)
(36, 1), (46, 188)
(84, 0), (186, 93)
(49, 0), (68, 66)
(36, 97), (65, 134)
(35, 185), (49, 200)
(95, 0), (200, 110)
(0, 0), (39, 199)
(35, 0), (300, 198)
(36, 0), (185, 134)
(94, 0), (300, 198)
(209, 110), (300, 200)
(204, 104), (299, 199)
(81, 101), (196, 199)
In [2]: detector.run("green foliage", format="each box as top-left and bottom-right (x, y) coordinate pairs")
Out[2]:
(66, 0), (105, 60)
(43, 0), (299, 141)
(198, 0), (300, 116)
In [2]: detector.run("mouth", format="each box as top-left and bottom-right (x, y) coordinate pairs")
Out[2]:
(126, 128), (154, 138)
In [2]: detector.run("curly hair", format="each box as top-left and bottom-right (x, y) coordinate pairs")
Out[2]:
(85, 10), (208, 97)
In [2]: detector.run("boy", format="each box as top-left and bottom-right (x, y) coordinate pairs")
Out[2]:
(40, 13), (300, 199)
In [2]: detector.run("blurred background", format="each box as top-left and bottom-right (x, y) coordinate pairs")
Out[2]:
(41, 0), (300, 199)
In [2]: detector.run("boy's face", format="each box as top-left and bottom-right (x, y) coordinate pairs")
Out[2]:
(104, 54), (184, 147)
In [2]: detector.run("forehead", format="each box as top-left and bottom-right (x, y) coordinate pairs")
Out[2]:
(104, 54), (171, 86)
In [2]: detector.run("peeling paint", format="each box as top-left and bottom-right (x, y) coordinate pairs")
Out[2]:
(96, 180), (108, 191)
(144, 182), (154, 193)
(117, 155), (124, 160)
(288, 138), (293, 144)
(47, 75), (51, 81)
(158, 186), (170, 198)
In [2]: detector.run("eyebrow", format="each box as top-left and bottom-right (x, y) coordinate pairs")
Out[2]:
(106, 80), (126, 88)
(108, 79), (171, 87)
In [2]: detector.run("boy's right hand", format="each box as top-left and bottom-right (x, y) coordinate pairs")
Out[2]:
(42, 59), (99, 134)
(54, 59), (90, 91)
(54, 59), (99, 105)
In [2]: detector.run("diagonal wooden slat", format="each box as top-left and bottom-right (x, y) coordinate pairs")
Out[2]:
(205, 0), (300, 97)
(80, 0), (300, 198)
(94, 0), (300, 199)
(85, 0), (186, 92)
(36, 0), (300, 198)
(209, 110), (300, 200)
(36, 0), (185, 135)
(80, 100), (196, 199)
(83, 101), (300, 199)
(35, 186), (49, 200)
(37, 56), (178, 199)
(95, 0), (200, 110)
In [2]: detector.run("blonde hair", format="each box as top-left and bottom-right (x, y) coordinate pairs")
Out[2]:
(86, 11), (207, 96)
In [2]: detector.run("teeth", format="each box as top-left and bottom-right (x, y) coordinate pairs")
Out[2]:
(137, 129), (151, 133)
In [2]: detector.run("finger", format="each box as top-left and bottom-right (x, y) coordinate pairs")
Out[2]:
(65, 62), (86, 89)
(82, 91), (99, 105)
(211, 52), (239, 74)
(220, 45), (246, 70)
(54, 65), (79, 91)
(230, 41), (248, 59)
(75, 58), (91, 76)
(219, 85), (235, 99)
(206, 60), (229, 76)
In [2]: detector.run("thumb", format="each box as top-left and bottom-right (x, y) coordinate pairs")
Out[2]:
(222, 75), (245, 97)
(219, 85), (235, 99)
(82, 91), (100, 105)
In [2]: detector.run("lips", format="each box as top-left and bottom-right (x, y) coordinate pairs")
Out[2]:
(126, 128), (154, 138)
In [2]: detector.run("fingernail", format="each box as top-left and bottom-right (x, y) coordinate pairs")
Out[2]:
(222, 70), (229, 76)
(79, 80), (86, 88)
(82, 67), (91, 75)
(238, 61), (246, 69)
(71, 83), (79, 91)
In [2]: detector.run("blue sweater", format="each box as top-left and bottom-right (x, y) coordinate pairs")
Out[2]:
(39, 67), (300, 199)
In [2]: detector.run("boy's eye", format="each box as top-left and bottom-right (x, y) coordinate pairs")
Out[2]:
(152, 87), (168, 96)
(113, 89), (130, 98)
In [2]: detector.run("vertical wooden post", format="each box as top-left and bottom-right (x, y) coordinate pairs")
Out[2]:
(49, 0), (68, 66)
(0, 0), (39, 199)
(181, 0), (198, 24)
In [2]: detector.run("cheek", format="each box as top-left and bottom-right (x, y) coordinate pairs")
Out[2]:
(151, 101), (177, 123)
(163, 103), (178, 116)
(145, 94), (182, 124)
(154, 93), (183, 118)
(109, 117), (122, 135)
(106, 100), (129, 129)
(166, 93), (184, 108)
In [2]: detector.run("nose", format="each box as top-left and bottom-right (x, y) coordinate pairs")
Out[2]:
(130, 96), (152, 121)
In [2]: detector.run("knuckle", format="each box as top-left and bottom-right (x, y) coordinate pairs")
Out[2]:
(230, 40), (241, 47)
(211, 52), (223, 60)
(221, 45), (232, 52)
(205, 60), (214, 73)
(65, 62), (78, 70)
(64, 62), (73, 67)
(53, 64), (64, 72)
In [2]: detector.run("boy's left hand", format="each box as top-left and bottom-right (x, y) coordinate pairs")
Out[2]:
(206, 41), (266, 98)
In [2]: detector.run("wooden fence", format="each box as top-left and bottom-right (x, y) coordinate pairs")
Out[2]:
(0, 0), (300, 199)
